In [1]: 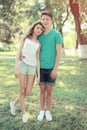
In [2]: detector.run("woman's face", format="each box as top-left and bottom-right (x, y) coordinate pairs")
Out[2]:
(33, 24), (43, 36)
(41, 15), (52, 29)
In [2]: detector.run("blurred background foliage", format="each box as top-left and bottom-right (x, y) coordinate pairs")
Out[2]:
(0, 0), (87, 50)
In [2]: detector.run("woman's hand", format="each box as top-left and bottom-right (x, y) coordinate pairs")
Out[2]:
(14, 72), (19, 78)
(37, 77), (40, 85)
(35, 76), (40, 86)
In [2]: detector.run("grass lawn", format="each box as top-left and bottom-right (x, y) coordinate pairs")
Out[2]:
(0, 56), (87, 130)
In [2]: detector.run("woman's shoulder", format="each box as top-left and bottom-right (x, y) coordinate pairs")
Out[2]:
(24, 38), (31, 43)
(25, 38), (30, 41)
(36, 41), (41, 47)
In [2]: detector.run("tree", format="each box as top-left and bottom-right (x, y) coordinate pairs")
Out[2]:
(0, 0), (69, 44)
(0, 0), (15, 43)
(69, 0), (87, 59)
(0, 0), (29, 44)
(33, 0), (69, 48)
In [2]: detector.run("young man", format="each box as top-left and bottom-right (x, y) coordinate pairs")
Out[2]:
(37, 10), (63, 121)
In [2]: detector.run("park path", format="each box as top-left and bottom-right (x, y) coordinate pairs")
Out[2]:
(0, 49), (79, 60)
(0, 56), (15, 59)
(0, 55), (76, 61)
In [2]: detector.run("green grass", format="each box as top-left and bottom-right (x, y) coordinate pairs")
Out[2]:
(0, 56), (87, 130)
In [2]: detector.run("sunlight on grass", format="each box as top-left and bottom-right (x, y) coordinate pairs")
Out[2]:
(0, 57), (87, 130)
(64, 104), (75, 111)
(58, 81), (66, 88)
(57, 81), (78, 93)
(0, 99), (8, 104)
(27, 113), (36, 120)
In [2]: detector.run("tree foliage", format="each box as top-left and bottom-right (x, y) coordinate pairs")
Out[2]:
(0, 0), (15, 43)
(0, 0), (29, 44)
(0, 0), (69, 44)
(0, 0), (86, 46)
(69, 0), (87, 46)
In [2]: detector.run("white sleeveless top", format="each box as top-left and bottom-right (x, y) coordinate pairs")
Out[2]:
(22, 38), (40, 66)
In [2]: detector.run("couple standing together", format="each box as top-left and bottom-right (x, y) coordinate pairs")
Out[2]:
(10, 10), (63, 123)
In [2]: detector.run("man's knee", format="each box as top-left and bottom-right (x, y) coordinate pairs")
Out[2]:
(40, 85), (46, 94)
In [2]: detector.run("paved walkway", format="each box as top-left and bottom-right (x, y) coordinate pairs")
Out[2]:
(0, 56), (15, 59)
(0, 56), (77, 61)
(0, 49), (80, 59)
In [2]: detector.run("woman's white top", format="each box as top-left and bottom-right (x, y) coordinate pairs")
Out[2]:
(22, 38), (40, 66)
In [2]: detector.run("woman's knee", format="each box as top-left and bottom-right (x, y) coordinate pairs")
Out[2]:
(25, 92), (31, 96)
(25, 88), (32, 96)
(19, 90), (25, 96)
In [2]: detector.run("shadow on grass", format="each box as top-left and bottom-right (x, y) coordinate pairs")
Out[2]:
(0, 58), (87, 130)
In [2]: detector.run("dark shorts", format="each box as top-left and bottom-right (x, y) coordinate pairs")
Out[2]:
(40, 68), (56, 86)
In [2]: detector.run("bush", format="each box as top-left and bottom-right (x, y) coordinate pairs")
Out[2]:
(0, 44), (16, 52)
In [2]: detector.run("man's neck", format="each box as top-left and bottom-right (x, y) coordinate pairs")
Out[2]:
(44, 27), (52, 34)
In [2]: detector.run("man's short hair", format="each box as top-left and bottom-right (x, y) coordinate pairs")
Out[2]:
(41, 10), (53, 19)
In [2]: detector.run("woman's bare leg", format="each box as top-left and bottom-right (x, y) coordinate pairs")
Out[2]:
(25, 75), (35, 96)
(19, 74), (26, 114)
(13, 77), (27, 106)
(13, 97), (19, 106)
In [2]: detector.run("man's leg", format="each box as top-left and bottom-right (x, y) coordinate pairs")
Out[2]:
(46, 85), (53, 110)
(37, 84), (46, 121)
(45, 85), (53, 121)
(40, 85), (47, 110)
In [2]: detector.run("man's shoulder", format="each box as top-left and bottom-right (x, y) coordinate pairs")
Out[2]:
(52, 28), (60, 34)
(51, 29), (62, 39)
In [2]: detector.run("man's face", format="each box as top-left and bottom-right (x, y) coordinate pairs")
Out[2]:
(41, 15), (52, 28)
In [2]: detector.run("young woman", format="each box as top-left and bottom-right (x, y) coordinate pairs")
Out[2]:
(10, 21), (44, 123)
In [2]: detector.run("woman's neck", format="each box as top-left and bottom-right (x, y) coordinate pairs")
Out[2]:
(30, 35), (38, 43)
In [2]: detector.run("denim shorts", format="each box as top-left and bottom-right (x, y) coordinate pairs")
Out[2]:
(40, 68), (56, 86)
(19, 60), (36, 75)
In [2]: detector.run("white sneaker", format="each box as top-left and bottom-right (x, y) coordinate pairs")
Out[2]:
(9, 102), (15, 115)
(45, 111), (52, 121)
(22, 114), (28, 123)
(37, 110), (45, 121)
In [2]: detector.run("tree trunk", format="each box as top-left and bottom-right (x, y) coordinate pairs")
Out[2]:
(69, 0), (87, 59)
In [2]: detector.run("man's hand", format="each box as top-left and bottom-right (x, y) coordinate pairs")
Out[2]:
(50, 69), (57, 79)
(19, 52), (25, 60)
